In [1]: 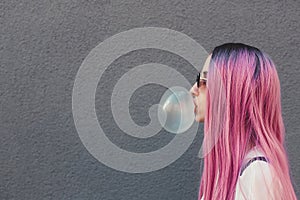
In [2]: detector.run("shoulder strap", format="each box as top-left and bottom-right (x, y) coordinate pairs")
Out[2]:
(239, 156), (268, 176)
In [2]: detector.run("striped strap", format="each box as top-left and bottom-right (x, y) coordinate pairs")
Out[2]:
(240, 156), (268, 176)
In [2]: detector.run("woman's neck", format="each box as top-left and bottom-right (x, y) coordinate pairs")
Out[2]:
(246, 141), (255, 153)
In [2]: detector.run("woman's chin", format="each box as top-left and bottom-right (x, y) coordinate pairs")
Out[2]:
(194, 115), (200, 122)
(195, 114), (204, 123)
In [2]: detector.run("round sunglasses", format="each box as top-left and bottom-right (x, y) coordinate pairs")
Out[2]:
(196, 72), (207, 88)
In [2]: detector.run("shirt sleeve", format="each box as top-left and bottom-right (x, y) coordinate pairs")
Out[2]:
(235, 161), (277, 199)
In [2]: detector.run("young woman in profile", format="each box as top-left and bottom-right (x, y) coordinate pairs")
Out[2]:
(190, 43), (297, 199)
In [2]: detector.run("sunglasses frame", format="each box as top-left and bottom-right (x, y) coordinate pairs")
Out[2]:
(196, 72), (207, 88)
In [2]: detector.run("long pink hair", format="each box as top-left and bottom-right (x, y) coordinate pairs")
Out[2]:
(198, 43), (297, 199)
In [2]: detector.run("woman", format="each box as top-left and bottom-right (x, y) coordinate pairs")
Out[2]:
(190, 43), (297, 199)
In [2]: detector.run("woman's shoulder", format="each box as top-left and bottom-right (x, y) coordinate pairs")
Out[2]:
(239, 146), (270, 176)
(239, 146), (273, 180)
(235, 146), (277, 199)
(239, 158), (273, 182)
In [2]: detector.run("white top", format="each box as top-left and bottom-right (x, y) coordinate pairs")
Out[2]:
(200, 146), (279, 199)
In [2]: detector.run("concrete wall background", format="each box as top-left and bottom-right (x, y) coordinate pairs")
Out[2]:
(1, 0), (299, 199)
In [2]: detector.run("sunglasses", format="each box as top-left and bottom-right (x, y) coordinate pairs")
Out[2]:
(196, 72), (207, 88)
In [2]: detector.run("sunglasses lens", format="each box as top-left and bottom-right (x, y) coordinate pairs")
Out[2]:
(196, 73), (207, 88)
(197, 73), (200, 87)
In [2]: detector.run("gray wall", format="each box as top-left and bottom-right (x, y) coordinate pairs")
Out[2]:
(1, 0), (299, 199)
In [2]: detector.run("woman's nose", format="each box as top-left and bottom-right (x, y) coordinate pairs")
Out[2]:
(190, 83), (199, 97)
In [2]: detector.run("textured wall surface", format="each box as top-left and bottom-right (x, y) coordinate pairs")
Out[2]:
(1, 0), (299, 199)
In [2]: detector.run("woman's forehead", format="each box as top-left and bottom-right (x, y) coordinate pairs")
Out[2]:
(200, 55), (211, 78)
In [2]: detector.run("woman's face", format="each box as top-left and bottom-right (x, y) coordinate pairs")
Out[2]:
(190, 54), (211, 122)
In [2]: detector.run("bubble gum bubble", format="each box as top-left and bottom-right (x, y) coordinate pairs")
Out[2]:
(158, 86), (195, 134)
